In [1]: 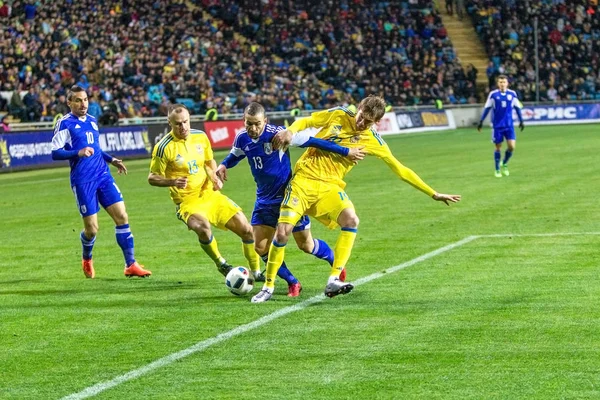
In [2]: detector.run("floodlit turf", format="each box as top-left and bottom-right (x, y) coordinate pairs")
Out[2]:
(1, 125), (599, 399)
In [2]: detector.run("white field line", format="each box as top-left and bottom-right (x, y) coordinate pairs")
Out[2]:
(60, 232), (600, 399)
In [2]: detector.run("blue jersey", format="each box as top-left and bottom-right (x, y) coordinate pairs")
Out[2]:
(228, 123), (291, 206)
(483, 89), (523, 129)
(51, 113), (110, 185)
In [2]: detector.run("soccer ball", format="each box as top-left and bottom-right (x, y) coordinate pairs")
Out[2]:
(225, 266), (254, 296)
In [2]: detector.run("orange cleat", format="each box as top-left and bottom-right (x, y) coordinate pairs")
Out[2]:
(339, 268), (347, 282)
(124, 261), (152, 278)
(82, 259), (95, 279)
(287, 282), (303, 297)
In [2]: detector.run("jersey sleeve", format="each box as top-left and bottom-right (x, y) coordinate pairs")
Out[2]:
(149, 142), (169, 176)
(51, 118), (71, 150)
(484, 92), (494, 109)
(365, 133), (436, 197)
(288, 109), (336, 133)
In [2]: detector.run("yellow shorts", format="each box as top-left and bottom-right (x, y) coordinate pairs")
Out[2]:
(279, 176), (354, 230)
(176, 190), (241, 230)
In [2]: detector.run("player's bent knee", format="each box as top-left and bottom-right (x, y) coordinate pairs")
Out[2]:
(274, 223), (293, 244)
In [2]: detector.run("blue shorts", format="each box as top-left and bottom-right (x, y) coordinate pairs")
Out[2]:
(72, 174), (123, 217)
(251, 202), (310, 233)
(492, 127), (516, 144)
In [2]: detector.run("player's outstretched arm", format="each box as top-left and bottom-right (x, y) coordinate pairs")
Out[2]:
(432, 193), (461, 206)
(148, 172), (188, 188)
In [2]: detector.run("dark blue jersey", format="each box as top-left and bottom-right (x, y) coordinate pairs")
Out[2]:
(51, 113), (110, 185)
(228, 124), (290, 206)
(483, 89), (523, 129)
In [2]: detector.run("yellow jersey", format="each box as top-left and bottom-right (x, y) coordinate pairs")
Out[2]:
(288, 107), (436, 197)
(150, 129), (214, 204)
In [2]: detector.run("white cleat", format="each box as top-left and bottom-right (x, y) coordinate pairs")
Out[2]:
(251, 289), (273, 303)
(324, 279), (354, 298)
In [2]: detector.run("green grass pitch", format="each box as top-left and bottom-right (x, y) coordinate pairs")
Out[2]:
(1, 125), (599, 399)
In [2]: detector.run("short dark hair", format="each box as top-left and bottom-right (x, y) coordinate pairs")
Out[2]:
(67, 85), (87, 101)
(497, 74), (509, 81)
(358, 95), (386, 121)
(168, 104), (189, 117)
(244, 102), (265, 117)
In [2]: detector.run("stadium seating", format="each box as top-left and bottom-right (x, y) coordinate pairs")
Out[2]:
(466, 0), (600, 101)
(0, 0), (476, 122)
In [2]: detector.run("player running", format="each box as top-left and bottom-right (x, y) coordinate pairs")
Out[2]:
(477, 75), (525, 177)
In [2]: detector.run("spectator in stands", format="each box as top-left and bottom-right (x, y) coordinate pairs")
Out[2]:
(0, 115), (10, 133)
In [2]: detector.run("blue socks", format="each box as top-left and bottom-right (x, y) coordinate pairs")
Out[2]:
(494, 150), (501, 171)
(115, 224), (136, 266)
(260, 253), (298, 285)
(80, 231), (96, 260)
(503, 150), (513, 165)
(311, 239), (334, 266)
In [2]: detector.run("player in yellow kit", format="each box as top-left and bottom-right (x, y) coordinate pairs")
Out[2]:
(148, 104), (262, 281)
(251, 95), (461, 303)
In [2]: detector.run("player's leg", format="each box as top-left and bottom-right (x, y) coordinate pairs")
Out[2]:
(101, 177), (150, 277)
(314, 187), (356, 297)
(251, 177), (312, 303)
(224, 211), (262, 280)
(254, 223), (301, 296)
(291, 218), (345, 281)
(177, 195), (232, 277)
(81, 214), (98, 278)
(494, 141), (503, 178)
(252, 204), (300, 288)
(502, 131), (516, 176)
(73, 181), (101, 278)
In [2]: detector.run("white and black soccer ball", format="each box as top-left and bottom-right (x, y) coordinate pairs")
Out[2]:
(225, 266), (254, 296)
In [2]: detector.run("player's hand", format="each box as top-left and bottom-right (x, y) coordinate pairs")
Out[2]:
(519, 121), (524, 131)
(111, 158), (127, 175)
(215, 164), (228, 181)
(173, 177), (188, 189)
(211, 176), (223, 191)
(78, 147), (94, 157)
(476, 121), (483, 132)
(272, 129), (293, 150)
(432, 193), (461, 206)
(347, 146), (366, 164)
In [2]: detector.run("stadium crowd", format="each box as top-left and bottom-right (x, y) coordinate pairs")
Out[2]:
(0, 0), (477, 123)
(466, 0), (600, 101)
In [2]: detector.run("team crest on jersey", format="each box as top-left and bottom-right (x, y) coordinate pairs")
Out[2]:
(263, 142), (273, 155)
(196, 145), (204, 155)
(91, 122), (99, 131)
(507, 94), (513, 101)
(350, 135), (360, 143)
(291, 197), (299, 206)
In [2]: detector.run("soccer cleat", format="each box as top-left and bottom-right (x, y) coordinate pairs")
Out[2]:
(339, 268), (347, 282)
(324, 279), (354, 298)
(251, 288), (273, 303)
(124, 262), (152, 278)
(494, 170), (502, 178)
(216, 262), (233, 277)
(82, 259), (95, 279)
(253, 270), (266, 282)
(287, 282), (302, 297)
(501, 163), (510, 176)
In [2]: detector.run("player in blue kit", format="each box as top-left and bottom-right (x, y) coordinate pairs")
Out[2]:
(51, 85), (150, 279)
(477, 75), (525, 177)
(215, 102), (365, 297)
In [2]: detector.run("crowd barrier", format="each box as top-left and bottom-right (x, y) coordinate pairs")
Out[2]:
(2, 104), (598, 171)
